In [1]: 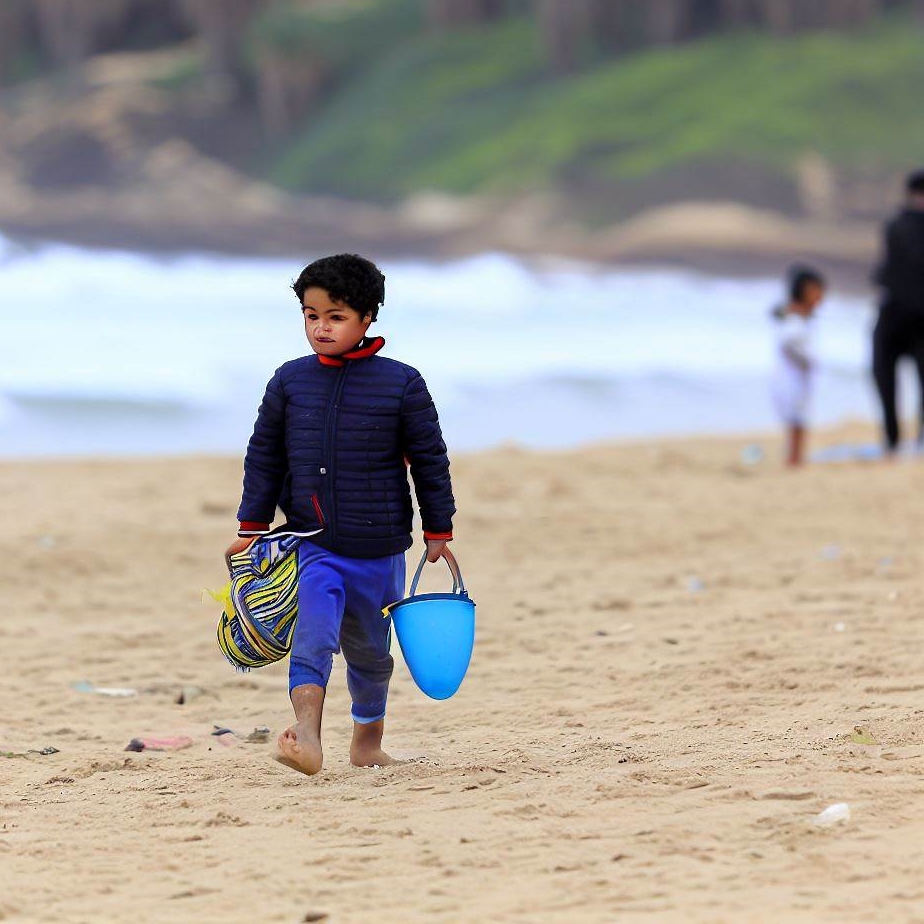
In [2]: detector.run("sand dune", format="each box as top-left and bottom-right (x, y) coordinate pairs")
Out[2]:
(3, 425), (923, 923)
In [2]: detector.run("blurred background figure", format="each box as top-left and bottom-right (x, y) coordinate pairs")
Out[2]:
(872, 170), (924, 454)
(3, 0), (924, 458)
(771, 265), (826, 466)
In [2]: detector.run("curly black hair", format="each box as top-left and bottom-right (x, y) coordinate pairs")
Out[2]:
(292, 254), (385, 320)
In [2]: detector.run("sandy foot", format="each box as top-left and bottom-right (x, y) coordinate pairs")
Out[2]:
(275, 725), (323, 776)
(349, 745), (402, 769)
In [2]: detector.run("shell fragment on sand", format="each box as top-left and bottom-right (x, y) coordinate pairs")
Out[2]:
(812, 803), (850, 827)
(71, 680), (137, 697)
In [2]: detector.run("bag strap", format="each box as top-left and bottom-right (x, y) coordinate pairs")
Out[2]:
(409, 547), (466, 597)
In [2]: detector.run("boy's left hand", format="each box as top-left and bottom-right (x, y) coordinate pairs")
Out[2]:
(426, 539), (448, 563)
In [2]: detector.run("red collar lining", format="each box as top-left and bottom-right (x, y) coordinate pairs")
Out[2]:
(317, 336), (385, 367)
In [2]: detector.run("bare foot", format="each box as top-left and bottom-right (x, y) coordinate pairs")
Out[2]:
(350, 719), (400, 768)
(275, 723), (323, 775)
(351, 745), (399, 768)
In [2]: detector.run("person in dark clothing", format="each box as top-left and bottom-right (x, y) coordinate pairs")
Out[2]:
(872, 170), (924, 452)
(225, 254), (456, 775)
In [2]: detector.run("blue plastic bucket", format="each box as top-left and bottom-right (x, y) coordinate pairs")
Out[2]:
(385, 548), (475, 700)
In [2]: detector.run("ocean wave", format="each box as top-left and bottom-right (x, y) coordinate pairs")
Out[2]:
(0, 237), (879, 455)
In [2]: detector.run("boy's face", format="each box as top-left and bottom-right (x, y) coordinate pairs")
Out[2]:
(302, 286), (372, 356)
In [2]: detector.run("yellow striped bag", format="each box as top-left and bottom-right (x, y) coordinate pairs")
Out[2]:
(208, 533), (305, 671)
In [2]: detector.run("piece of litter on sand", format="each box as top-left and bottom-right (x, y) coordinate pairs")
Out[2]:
(812, 803), (850, 827)
(95, 686), (137, 697)
(72, 680), (137, 697)
(686, 576), (704, 593)
(125, 736), (194, 753)
(811, 442), (883, 464)
(740, 444), (764, 466)
(833, 621), (846, 632)
(849, 726), (877, 745)
(1, 746), (59, 759)
(211, 725), (271, 744)
(36, 535), (57, 549)
(176, 685), (205, 705)
(820, 544), (842, 561)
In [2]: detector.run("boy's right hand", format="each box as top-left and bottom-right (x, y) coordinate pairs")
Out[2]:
(225, 536), (256, 560)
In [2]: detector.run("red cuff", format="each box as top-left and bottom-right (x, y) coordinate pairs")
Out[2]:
(239, 521), (270, 535)
(424, 531), (453, 541)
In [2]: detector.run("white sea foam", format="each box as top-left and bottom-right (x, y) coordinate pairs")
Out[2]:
(0, 235), (890, 456)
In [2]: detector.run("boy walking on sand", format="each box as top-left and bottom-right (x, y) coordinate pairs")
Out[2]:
(226, 254), (455, 775)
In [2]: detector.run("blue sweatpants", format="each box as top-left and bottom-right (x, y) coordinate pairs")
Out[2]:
(289, 541), (405, 724)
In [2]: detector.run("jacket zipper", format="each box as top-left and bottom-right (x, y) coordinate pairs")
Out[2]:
(322, 364), (349, 545)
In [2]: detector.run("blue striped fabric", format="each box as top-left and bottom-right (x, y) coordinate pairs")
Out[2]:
(215, 535), (300, 671)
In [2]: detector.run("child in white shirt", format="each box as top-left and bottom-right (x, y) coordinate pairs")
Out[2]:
(771, 266), (827, 466)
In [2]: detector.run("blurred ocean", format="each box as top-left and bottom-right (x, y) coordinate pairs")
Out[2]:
(0, 234), (901, 457)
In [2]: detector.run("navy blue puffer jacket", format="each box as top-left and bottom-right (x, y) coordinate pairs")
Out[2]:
(236, 337), (455, 559)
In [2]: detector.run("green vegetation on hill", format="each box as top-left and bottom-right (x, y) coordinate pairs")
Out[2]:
(268, 17), (546, 198)
(267, 13), (924, 207)
(247, 0), (423, 75)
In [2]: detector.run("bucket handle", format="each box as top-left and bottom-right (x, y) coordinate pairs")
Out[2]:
(409, 547), (466, 597)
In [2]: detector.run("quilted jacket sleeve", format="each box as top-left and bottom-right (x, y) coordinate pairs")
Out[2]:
(400, 373), (456, 539)
(236, 367), (287, 527)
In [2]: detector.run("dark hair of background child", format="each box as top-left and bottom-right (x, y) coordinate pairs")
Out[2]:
(771, 264), (826, 319)
(788, 264), (826, 303)
(293, 254), (386, 321)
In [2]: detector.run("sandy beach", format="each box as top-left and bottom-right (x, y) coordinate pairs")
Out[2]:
(3, 424), (923, 924)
